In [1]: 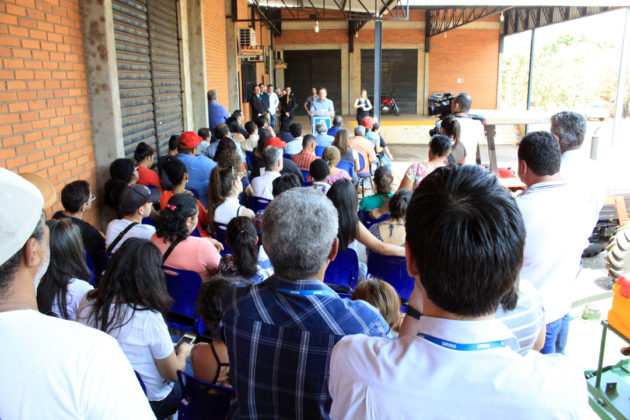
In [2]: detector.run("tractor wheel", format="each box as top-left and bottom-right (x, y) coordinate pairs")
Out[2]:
(606, 223), (630, 279)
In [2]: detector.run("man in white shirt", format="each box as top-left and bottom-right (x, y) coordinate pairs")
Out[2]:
(314, 122), (334, 148)
(267, 83), (279, 129)
(105, 184), (160, 253)
(251, 146), (283, 200)
(451, 92), (485, 165)
(0, 168), (154, 420)
(328, 164), (589, 419)
(551, 111), (606, 233)
(516, 131), (594, 354)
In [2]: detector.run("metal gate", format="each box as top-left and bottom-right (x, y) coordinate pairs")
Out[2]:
(112, 0), (184, 158)
(361, 49), (418, 114)
(283, 50), (342, 116)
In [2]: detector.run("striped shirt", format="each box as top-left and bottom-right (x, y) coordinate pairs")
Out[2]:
(292, 150), (318, 170)
(222, 276), (392, 419)
(495, 279), (545, 354)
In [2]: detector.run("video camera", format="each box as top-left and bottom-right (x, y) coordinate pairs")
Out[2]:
(428, 93), (455, 120)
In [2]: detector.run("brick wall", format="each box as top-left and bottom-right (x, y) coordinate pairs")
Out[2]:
(0, 0), (100, 227)
(203, 0), (229, 112)
(428, 20), (500, 109)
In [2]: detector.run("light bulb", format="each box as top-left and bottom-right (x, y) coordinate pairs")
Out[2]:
(314, 21), (319, 33)
(500, 11), (504, 22)
(355, 31), (359, 38)
(444, 32), (447, 38)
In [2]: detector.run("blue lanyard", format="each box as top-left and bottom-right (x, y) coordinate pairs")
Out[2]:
(417, 333), (508, 351)
(276, 288), (336, 297)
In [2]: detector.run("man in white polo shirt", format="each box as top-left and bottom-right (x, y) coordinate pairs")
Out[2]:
(0, 168), (154, 419)
(516, 131), (594, 354)
(251, 146), (283, 200)
(328, 165), (588, 419)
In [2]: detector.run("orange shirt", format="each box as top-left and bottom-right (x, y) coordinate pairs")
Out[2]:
(160, 191), (210, 237)
(137, 165), (162, 191)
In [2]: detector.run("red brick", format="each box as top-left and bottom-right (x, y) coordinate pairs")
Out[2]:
(5, 155), (27, 169)
(26, 7), (45, 20)
(1, 91), (18, 102)
(27, 80), (44, 89)
(5, 4), (26, 16)
(23, 60), (43, 69)
(0, 147), (16, 160)
(21, 39), (40, 49)
(15, 0), (36, 8)
(26, 150), (44, 162)
(3, 135), (23, 147)
(17, 90), (36, 100)
(12, 48), (31, 58)
(7, 80), (26, 89)
(31, 49), (48, 59)
(0, 35), (21, 47)
(4, 58), (24, 68)
(17, 17), (37, 29)
(16, 143), (35, 155)
(29, 29), (47, 40)
(9, 26), (29, 37)
(20, 111), (38, 121)
(8, 102), (28, 112)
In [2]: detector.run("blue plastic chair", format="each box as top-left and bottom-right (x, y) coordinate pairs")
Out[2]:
(247, 196), (272, 213)
(162, 266), (203, 333)
(324, 248), (359, 292)
(283, 152), (293, 160)
(356, 154), (375, 198)
(213, 222), (233, 256)
(366, 253), (414, 301)
(135, 371), (147, 396)
(189, 188), (201, 200)
(358, 210), (389, 230)
(84, 250), (96, 286)
(314, 145), (325, 157)
(336, 159), (356, 180)
(177, 371), (233, 420)
(245, 151), (253, 169)
(300, 169), (312, 187)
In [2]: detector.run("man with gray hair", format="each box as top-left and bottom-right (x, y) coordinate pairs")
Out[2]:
(222, 188), (392, 419)
(551, 111), (605, 232)
(350, 125), (377, 174)
(315, 121), (334, 148)
(251, 146), (283, 200)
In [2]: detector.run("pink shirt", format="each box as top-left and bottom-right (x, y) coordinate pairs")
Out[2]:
(151, 234), (220, 282)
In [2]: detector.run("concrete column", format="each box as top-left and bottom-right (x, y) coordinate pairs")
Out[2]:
(177, 0), (194, 130)
(341, 45), (349, 115)
(417, 43), (425, 116)
(79, 0), (124, 225)
(424, 37), (430, 115)
(186, 0), (208, 129)
(225, 0), (240, 111)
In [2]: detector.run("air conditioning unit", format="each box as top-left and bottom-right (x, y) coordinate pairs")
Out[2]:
(239, 28), (256, 47)
(245, 55), (264, 62)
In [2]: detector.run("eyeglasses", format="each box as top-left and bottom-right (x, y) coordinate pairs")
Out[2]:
(84, 195), (96, 206)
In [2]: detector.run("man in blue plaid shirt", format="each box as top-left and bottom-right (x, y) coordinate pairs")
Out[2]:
(222, 188), (392, 419)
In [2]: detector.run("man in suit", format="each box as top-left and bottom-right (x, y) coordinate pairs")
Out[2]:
(250, 85), (267, 118)
(280, 85), (296, 126)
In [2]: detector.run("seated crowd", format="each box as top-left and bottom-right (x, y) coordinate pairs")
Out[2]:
(0, 102), (599, 419)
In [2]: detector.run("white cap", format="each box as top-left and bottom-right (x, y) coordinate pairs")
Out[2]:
(0, 168), (45, 265)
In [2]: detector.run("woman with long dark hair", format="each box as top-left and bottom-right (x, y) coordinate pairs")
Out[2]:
(104, 158), (139, 212)
(76, 238), (190, 418)
(208, 167), (255, 229)
(327, 178), (405, 261)
(134, 141), (162, 190)
(217, 216), (273, 283)
(152, 193), (221, 281)
(37, 219), (93, 320)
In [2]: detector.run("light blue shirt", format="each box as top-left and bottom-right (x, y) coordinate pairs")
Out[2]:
(315, 133), (334, 148)
(176, 153), (217, 208)
(310, 98), (334, 117)
(285, 139), (303, 155)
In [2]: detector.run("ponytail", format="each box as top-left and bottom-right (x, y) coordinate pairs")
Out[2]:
(226, 217), (258, 278)
(207, 167), (239, 231)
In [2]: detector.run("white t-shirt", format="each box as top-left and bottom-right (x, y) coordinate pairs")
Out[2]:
(0, 309), (154, 419)
(105, 219), (156, 253)
(517, 181), (594, 323)
(214, 197), (246, 226)
(251, 171), (281, 200)
(455, 117), (485, 165)
(329, 316), (589, 419)
(77, 298), (174, 402)
(50, 278), (93, 321)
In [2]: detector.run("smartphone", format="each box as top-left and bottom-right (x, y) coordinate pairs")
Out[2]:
(176, 333), (196, 347)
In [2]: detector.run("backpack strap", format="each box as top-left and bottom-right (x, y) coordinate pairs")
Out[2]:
(106, 222), (138, 253)
(162, 237), (184, 263)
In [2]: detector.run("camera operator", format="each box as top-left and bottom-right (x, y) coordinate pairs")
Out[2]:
(430, 92), (484, 165)
(449, 93), (484, 165)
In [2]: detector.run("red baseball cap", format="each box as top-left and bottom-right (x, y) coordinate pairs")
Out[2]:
(266, 137), (287, 148)
(179, 131), (203, 149)
(361, 116), (375, 129)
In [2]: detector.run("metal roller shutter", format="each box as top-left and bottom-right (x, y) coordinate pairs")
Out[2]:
(283, 50), (342, 116)
(113, 0), (184, 158)
(361, 49), (418, 114)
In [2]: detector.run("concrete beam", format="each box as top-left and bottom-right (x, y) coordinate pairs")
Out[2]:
(225, 0), (241, 111)
(185, 0), (208, 129)
(78, 0), (124, 225)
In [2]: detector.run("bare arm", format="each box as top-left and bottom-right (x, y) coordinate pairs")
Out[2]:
(533, 324), (546, 352)
(365, 99), (373, 111)
(356, 222), (405, 257)
(397, 166), (414, 192)
(155, 343), (192, 382)
(353, 98), (361, 109)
